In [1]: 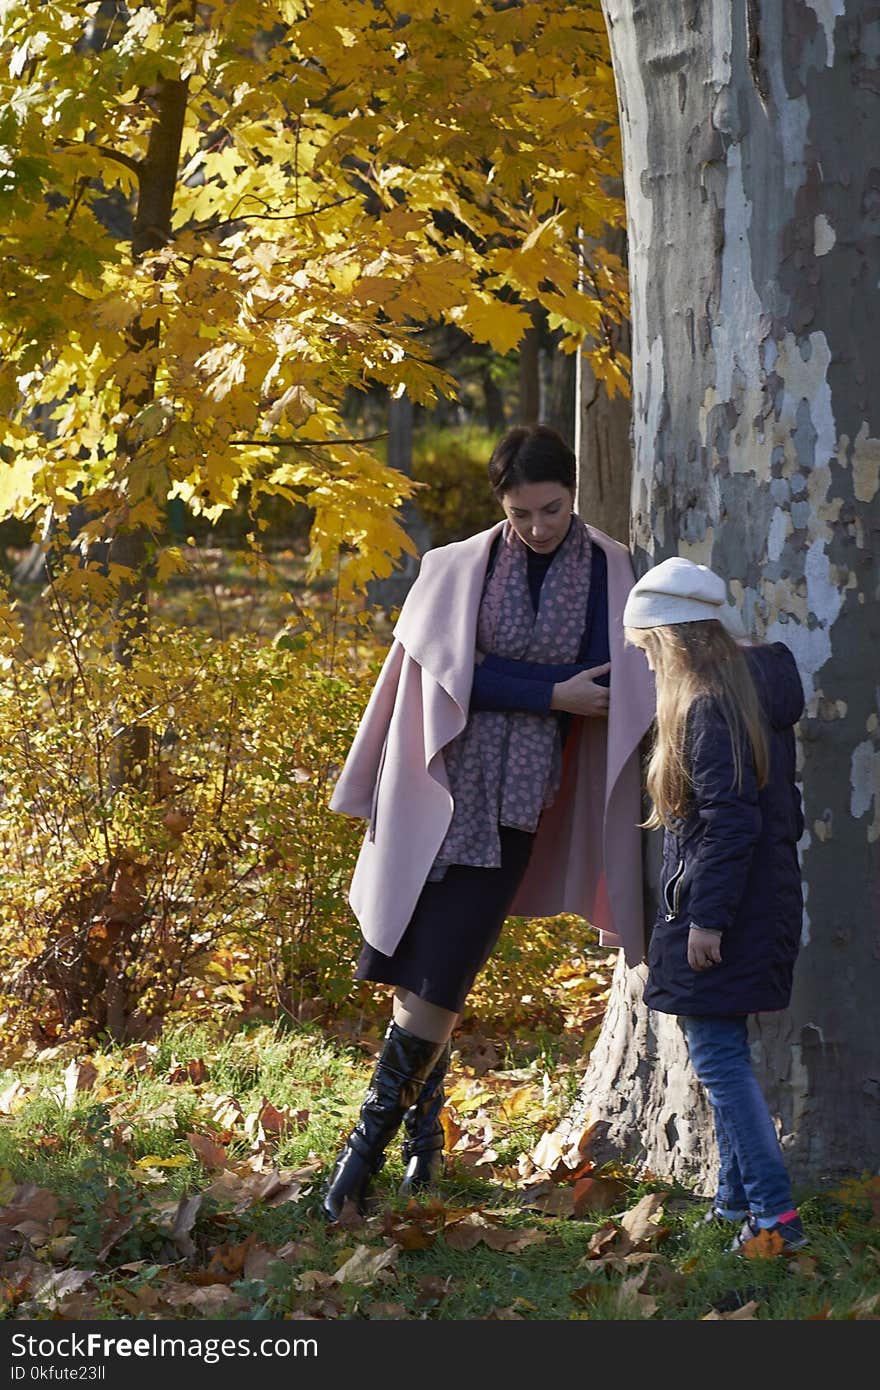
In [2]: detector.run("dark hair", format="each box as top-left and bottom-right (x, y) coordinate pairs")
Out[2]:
(487, 424), (577, 499)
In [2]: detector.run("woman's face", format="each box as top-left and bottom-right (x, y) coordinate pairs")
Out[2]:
(500, 481), (574, 553)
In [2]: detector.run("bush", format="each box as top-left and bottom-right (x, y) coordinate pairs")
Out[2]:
(0, 586), (375, 1049)
(409, 424), (501, 545)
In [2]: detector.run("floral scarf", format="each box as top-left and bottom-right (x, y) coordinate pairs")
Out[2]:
(429, 516), (592, 877)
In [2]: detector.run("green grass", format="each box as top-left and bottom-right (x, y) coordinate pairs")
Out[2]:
(0, 1021), (877, 1322)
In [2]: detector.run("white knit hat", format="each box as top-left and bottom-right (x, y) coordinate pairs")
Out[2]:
(623, 556), (742, 631)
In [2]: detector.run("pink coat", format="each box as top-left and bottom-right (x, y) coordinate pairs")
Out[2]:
(329, 521), (656, 966)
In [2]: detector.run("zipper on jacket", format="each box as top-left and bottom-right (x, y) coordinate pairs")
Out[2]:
(663, 858), (685, 921)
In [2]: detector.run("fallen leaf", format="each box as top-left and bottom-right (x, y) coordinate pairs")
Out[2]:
(520, 1185), (575, 1218)
(619, 1192), (666, 1249)
(333, 1243), (401, 1286)
(703, 1300), (761, 1320)
(482, 1226), (548, 1253)
(415, 1274), (454, 1306)
(739, 1228), (785, 1260)
(529, 1130), (566, 1174)
(163, 1282), (243, 1314)
(187, 1131), (229, 1170)
(296, 1270), (337, 1293)
(32, 1268), (94, 1309)
(367, 1300), (409, 1318)
(572, 1176), (627, 1217)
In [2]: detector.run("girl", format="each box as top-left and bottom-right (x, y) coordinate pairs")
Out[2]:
(323, 424), (655, 1221)
(623, 556), (807, 1252)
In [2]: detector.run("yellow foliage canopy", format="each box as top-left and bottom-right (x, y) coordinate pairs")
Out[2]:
(1, 0), (627, 590)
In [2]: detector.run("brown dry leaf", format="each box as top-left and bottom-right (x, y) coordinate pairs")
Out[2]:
(243, 1243), (274, 1281)
(163, 1282), (244, 1314)
(740, 1228), (785, 1260)
(636, 1257), (688, 1297)
(210, 1094), (244, 1129)
(1, 1184), (59, 1244)
(385, 1222), (435, 1251)
(187, 1130), (229, 1170)
(257, 1099), (292, 1136)
(619, 1192), (666, 1249)
(96, 1211), (135, 1264)
(570, 1281), (606, 1308)
(521, 1185), (575, 1218)
(572, 1176), (627, 1217)
(443, 1213), (497, 1251)
(113, 1284), (162, 1316)
(333, 1243), (401, 1286)
(528, 1130), (567, 1175)
(296, 1270), (338, 1293)
(562, 1120), (603, 1169)
(615, 1269), (659, 1318)
(368, 1300), (409, 1318)
(791, 1251), (819, 1278)
(415, 1274), (454, 1307)
(187, 1059), (207, 1086)
(584, 1223), (619, 1259)
(332, 1198), (366, 1231)
(276, 1240), (318, 1263)
(703, 1300), (761, 1320)
(32, 1268), (95, 1309)
(482, 1225), (548, 1253)
(208, 1234), (256, 1278)
(151, 1193), (202, 1259)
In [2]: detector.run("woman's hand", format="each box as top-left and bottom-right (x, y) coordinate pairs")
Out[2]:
(549, 663), (611, 717)
(687, 925), (723, 972)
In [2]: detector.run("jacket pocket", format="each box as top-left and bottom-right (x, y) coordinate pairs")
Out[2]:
(663, 858), (686, 921)
(367, 735), (389, 843)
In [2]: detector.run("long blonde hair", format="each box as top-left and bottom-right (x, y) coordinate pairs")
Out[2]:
(626, 620), (769, 830)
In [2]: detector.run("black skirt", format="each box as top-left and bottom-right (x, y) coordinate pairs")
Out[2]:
(354, 825), (536, 1013)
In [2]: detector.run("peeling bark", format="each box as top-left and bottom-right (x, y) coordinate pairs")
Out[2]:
(566, 0), (880, 1187)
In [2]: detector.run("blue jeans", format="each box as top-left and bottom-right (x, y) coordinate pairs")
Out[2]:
(682, 1015), (794, 1222)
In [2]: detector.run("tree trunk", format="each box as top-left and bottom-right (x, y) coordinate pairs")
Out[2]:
(575, 218), (632, 542)
(366, 390), (432, 611)
(540, 332), (577, 449)
(564, 0), (880, 1189)
(518, 308), (542, 425)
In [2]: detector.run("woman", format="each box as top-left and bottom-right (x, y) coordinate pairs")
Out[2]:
(623, 557), (807, 1252)
(324, 424), (655, 1221)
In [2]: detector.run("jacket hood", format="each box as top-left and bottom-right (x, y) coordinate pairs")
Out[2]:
(745, 642), (805, 731)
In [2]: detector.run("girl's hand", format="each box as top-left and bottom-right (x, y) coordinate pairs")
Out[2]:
(550, 663), (611, 717)
(687, 925), (723, 972)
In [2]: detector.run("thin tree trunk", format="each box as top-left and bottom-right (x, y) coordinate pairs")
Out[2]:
(518, 308), (541, 425)
(575, 218), (632, 542)
(366, 391), (432, 611)
(564, 0), (880, 1188)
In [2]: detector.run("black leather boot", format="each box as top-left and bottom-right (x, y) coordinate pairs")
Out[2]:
(322, 1023), (445, 1222)
(399, 1040), (451, 1196)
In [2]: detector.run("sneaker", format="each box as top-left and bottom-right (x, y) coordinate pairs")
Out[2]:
(730, 1212), (808, 1255)
(703, 1205), (749, 1226)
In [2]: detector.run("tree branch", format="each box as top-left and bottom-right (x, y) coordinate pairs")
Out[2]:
(228, 433), (389, 448)
(56, 138), (142, 178)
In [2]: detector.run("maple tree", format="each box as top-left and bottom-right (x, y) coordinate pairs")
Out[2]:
(1, 0), (627, 595)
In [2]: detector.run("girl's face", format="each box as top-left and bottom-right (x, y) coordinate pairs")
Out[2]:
(500, 481), (574, 553)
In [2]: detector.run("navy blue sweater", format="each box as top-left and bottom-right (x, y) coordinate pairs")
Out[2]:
(644, 642), (805, 1017)
(469, 540), (609, 726)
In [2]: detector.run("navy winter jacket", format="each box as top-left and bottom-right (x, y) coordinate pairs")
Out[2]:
(644, 642), (805, 1017)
